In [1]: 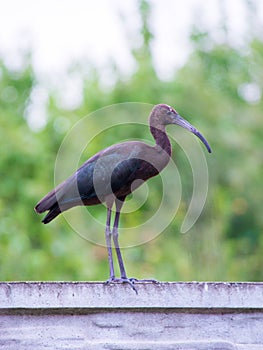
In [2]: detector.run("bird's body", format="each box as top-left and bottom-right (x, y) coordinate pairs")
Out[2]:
(35, 104), (211, 292)
(35, 139), (170, 223)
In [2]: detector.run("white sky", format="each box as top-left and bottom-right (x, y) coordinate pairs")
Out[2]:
(1, 0), (262, 81)
(0, 0), (262, 128)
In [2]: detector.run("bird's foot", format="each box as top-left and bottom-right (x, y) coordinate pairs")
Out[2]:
(104, 276), (119, 285)
(104, 277), (138, 294)
(104, 277), (159, 294)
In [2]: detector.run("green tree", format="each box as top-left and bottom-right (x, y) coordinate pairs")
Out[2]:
(0, 1), (262, 282)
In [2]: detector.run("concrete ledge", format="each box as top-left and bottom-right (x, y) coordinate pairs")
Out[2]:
(1, 282), (263, 349)
(1, 281), (263, 311)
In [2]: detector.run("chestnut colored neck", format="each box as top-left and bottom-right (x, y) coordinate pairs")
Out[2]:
(150, 125), (172, 157)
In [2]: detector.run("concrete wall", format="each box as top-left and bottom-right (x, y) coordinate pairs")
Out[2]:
(0, 282), (262, 349)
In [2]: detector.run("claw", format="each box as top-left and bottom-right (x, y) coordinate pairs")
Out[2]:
(121, 277), (138, 294)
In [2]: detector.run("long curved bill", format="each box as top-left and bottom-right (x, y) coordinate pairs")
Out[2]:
(173, 114), (212, 153)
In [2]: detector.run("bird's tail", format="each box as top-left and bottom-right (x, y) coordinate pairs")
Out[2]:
(35, 186), (63, 224)
(35, 180), (66, 213)
(41, 205), (61, 224)
(35, 190), (56, 214)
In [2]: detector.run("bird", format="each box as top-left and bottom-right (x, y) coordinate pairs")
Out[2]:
(35, 104), (211, 293)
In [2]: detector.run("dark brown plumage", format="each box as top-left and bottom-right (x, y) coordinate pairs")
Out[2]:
(35, 104), (211, 292)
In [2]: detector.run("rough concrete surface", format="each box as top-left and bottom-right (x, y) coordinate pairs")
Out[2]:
(0, 282), (262, 349)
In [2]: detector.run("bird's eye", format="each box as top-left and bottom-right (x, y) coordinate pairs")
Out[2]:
(166, 110), (172, 115)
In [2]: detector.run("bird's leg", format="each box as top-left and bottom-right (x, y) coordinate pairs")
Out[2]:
(112, 198), (138, 294)
(105, 207), (115, 281)
(112, 212), (127, 279)
(112, 198), (127, 279)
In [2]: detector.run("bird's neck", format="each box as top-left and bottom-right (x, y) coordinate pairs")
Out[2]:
(150, 125), (172, 156)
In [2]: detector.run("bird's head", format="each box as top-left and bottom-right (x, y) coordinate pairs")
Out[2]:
(151, 104), (212, 153)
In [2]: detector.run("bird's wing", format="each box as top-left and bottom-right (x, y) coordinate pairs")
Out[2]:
(110, 157), (142, 194)
(35, 142), (144, 213)
(76, 152), (142, 202)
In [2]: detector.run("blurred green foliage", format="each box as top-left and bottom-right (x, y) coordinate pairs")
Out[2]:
(0, 1), (262, 282)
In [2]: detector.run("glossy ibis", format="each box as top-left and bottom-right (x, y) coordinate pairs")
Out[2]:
(35, 104), (211, 292)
